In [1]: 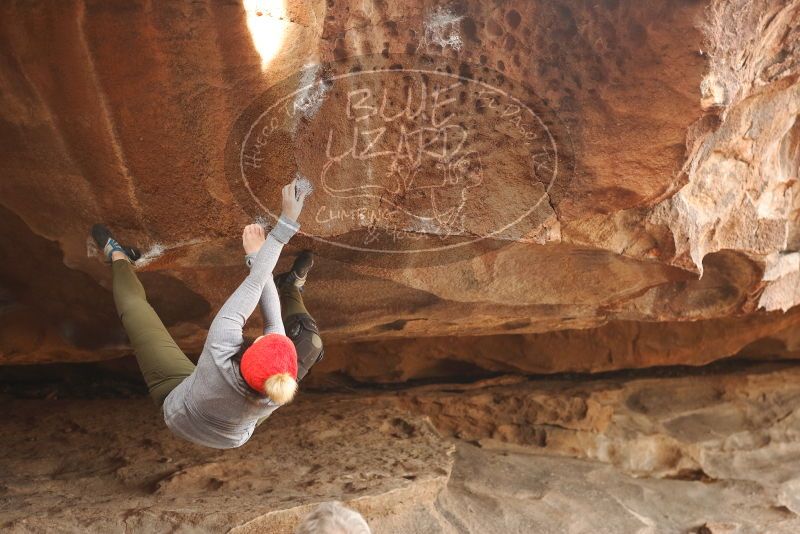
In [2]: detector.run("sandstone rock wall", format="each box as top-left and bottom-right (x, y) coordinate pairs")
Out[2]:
(1, 0), (799, 380)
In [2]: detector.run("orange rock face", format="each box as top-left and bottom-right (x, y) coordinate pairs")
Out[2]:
(1, 0), (799, 381)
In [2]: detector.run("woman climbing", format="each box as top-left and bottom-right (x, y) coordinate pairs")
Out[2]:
(91, 179), (324, 449)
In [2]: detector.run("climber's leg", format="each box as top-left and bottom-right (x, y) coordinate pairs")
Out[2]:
(255, 252), (323, 428)
(277, 250), (323, 381)
(280, 282), (324, 381)
(255, 283), (323, 426)
(112, 260), (195, 407)
(280, 277), (311, 318)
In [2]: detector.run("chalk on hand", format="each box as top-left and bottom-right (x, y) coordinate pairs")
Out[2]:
(294, 173), (314, 201)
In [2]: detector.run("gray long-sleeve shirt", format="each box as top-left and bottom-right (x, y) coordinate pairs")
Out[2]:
(162, 216), (299, 449)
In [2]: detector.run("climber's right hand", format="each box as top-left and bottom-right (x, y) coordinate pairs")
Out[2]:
(281, 178), (306, 223)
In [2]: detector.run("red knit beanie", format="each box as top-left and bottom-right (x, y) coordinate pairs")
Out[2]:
(240, 333), (298, 393)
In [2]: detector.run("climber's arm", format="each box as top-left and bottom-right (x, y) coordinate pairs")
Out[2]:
(205, 224), (295, 362)
(205, 181), (304, 362)
(258, 273), (285, 336)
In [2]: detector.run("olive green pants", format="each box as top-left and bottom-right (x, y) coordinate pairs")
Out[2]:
(279, 276), (310, 319)
(112, 260), (313, 407)
(112, 260), (194, 407)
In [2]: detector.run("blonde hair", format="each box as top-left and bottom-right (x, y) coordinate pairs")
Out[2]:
(264, 373), (298, 404)
(295, 501), (371, 534)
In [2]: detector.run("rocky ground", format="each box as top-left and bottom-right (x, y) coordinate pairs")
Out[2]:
(3, 360), (800, 533)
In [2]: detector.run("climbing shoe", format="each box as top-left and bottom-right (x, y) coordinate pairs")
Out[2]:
(91, 224), (141, 263)
(275, 249), (314, 291)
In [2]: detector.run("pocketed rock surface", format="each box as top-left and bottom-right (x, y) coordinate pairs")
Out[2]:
(4, 362), (800, 533)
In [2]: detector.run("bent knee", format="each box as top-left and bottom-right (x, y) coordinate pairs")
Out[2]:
(309, 331), (323, 350)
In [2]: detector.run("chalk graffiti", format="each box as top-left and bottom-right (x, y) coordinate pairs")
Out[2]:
(226, 56), (573, 257)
